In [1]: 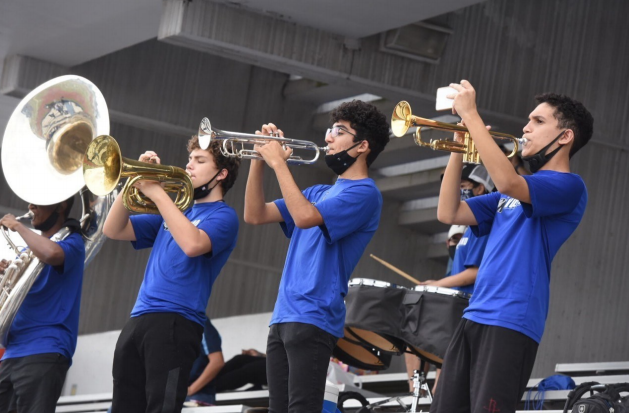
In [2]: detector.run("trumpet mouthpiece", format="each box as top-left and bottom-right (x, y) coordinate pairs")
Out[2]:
(17, 211), (33, 221)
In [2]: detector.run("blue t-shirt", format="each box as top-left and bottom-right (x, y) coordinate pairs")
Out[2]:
(464, 170), (587, 343)
(189, 318), (222, 394)
(3, 232), (85, 362)
(272, 178), (382, 338)
(448, 227), (489, 294)
(130, 201), (239, 326)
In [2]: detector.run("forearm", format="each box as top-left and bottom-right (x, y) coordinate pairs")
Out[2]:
(189, 354), (224, 394)
(437, 153), (464, 224)
(103, 194), (133, 240)
(15, 225), (64, 266)
(244, 161), (268, 224)
(432, 267), (478, 288)
(273, 163), (321, 228)
(152, 191), (209, 257)
(461, 113), (520, 192)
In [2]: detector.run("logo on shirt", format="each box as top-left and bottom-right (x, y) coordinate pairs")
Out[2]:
(497, 198), (520, 213)
(457, 237), (469, 249)
(163, 219), (201, 231)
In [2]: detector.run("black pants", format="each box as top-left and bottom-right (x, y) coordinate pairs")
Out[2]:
(0, 353), (70, 413)
(430, 319), (539, 413)
(111, 313), (203, 413)
(214, 355), (267, 392)
(266, 322), (338, 413)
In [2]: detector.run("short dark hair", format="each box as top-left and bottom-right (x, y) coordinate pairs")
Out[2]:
(535, 93), (593, 158)
(330, 100), (390, 167)
(187, 136), (241, 195)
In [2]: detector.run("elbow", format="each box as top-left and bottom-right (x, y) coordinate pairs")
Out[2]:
(103, 225), (113, 239)
(243, 212), (260, 226)
(182, 243), (210, 258)
(494, 176), (519, 197)
(103, 222), (120, 240)
(294, 213), (319, 229)
(437, 208), (455, 225)
(182, 246), (202, 258)
(42, 248), (64, 267)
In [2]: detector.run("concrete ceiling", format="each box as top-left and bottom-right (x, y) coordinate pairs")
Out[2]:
(210, 0), (486, 38)
(0, 0), (484, 69)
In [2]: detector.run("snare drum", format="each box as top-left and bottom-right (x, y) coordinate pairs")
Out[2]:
(332, 328), (392, 371)
(344, 278), (407, 354)
(401, 285), (470, 366)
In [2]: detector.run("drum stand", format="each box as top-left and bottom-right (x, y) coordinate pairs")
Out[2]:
(358, 358), (432, 413)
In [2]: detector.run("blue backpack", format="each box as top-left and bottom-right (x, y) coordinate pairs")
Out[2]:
(525, 374), (576, 410)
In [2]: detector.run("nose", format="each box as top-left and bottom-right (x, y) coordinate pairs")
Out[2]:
(325, 133), (333, 144)
(28, 204), (35, 211)
(523, 121), (532, 134)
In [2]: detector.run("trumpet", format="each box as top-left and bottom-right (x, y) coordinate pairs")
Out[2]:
(83, 135), (194, 214)
(391, 101), (525, 164)
(198, 118), (328, 165)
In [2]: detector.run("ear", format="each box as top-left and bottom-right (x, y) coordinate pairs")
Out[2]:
(473, 184), (486, 196)
(559, 129), (575, 146)
(215, 168), (228, 182)
(357, 139), (370, 154)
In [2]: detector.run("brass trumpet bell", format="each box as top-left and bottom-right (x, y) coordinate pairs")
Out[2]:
(392, 101), (523, 164)
(83, 135), (194, 214)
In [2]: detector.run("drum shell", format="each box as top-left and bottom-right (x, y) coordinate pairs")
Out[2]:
(401, 290), (469, 364)
(344, 284), (407, 348)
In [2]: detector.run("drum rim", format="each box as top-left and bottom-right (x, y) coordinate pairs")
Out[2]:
(348, 278), (407, 289)
(412, 285), (471, 299)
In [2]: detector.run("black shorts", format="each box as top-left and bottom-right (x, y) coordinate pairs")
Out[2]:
(430, 318), (539, 413)
(0, 353), (70, 413)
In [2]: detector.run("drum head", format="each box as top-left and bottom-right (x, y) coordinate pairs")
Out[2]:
(408, 345), (444, 367)
(346, 326), (406, 354)
(333, 337), (392, 371)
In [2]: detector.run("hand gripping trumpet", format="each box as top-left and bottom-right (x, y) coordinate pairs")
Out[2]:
(391, 101), (526, 164)
(198, 117), (328, 165)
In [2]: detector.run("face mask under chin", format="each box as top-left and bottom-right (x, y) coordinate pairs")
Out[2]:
(193, 170), (222, 200)
(34, 210), (59, 232)
(324, 142), (362, 176)
(522, 130), (566, 173)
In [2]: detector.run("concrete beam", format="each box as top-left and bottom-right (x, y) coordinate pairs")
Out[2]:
(376, 168), (443, 202)
(0, 94), (20, 146)
(158, 0), (436, 104)
(397, 197), (449, 234)
(283, 78), (360, 105)
(0, 55), (68, 98)
(0, 55), (196, 141)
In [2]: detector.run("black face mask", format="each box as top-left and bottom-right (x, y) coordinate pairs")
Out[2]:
(193, 170), (222, 200)
(324, 142), (362, 176)
(522, 130), (566, 173)
(448, 245), (457, 260)
(460, 189), (475, 201)
(34, 210), (59, 232)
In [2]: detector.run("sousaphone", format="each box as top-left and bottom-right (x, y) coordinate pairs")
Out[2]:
(0, 75), (116, 347)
